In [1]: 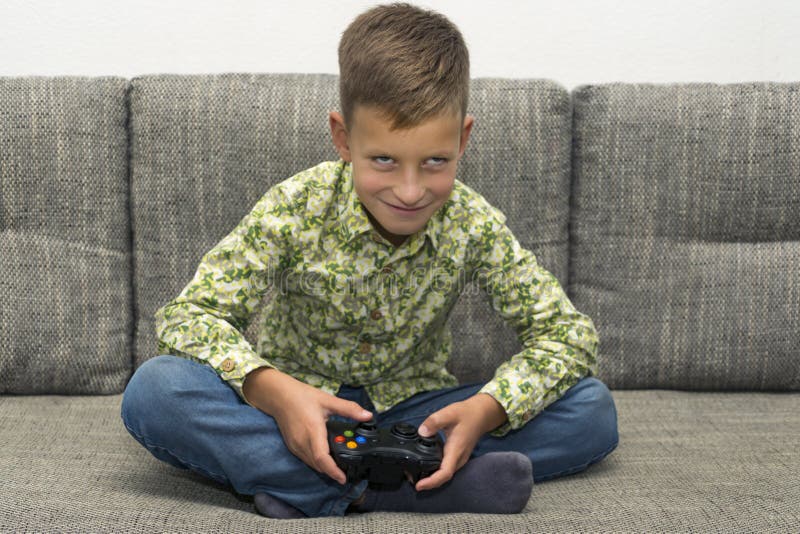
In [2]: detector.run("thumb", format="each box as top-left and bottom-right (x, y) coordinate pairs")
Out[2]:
(326, 397), (373, 422)
(419, 405), (456, 438)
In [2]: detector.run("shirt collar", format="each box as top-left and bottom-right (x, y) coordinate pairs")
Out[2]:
(337, 160), (442, 251)
(337, 161), (373, 241)
(423, 203), (442, 251)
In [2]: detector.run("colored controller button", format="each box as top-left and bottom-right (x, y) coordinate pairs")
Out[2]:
(334, 435), (346, 443)
(355, 436), (367, 444)
(346, 441), (358, 449)
(344, 430), (354, 437)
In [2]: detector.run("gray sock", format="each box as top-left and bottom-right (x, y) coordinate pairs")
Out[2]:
(350, 451), (533, 515)
(254, 492), (306, 519)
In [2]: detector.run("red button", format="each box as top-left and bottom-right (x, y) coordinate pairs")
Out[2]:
(335, 435), (346, 443)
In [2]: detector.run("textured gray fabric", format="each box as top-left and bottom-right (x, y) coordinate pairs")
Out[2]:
(130, 74), (572, 383)
(129, 73), (341, 373)
(0, 77), (132, 394)
(570, 83), (800, 390)
(3, 74), (799, 533)
(2, 391), (798, 532)
(449, 78), (572, 383)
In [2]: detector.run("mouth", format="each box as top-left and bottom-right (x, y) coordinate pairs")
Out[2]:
(384, 201), (427, 212)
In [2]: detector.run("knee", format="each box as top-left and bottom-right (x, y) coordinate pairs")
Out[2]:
(124, 355), (182, 401)
(121, 355), (195, 429)
(569, 377), (619, 458)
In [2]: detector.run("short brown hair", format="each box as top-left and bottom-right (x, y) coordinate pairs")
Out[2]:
(338, 3), (470, 130)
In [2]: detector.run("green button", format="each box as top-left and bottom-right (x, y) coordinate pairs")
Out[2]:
(344, 430), (354, 437)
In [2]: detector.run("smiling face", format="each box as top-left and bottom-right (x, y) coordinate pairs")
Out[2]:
(330, 105), (473, 247)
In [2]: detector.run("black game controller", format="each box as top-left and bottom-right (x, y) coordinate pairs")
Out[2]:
(327, 419), (443, 488)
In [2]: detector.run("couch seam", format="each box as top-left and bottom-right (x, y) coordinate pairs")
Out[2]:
(566, 87), (577, 296)
(124, 79), (138, 384)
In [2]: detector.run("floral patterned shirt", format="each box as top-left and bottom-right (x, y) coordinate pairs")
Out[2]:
(155, 160), (598, 436)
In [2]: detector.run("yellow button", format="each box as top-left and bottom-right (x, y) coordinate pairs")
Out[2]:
(220, 358), (235, 373)
(359, 341), (371, 354)
(346, 441), (358, 449)
(370, 309), (383, 321)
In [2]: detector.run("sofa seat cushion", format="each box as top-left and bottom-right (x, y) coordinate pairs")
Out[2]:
(1, 391), (797, 532)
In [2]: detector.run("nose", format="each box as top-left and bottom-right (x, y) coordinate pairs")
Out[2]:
(393, 168), (426, 207)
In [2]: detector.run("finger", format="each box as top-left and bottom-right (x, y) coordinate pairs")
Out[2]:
(415, 462), (455, 491)
(415, 442), (462, 491)
(317, 450), (347, 485)
(326, 397), (374, 422)
(419, 404), (457, 437)
(311, 428), (347, 485)
(416, 429), (477, 491)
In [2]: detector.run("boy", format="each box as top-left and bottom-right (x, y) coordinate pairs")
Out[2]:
(121, 2), (618, 519)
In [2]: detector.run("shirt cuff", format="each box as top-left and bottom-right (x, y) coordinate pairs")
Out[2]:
(477, 382), (522, 437)
(213, 350), (275, 406)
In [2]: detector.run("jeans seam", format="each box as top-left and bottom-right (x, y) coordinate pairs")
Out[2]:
(535, 438), (619, 482)
(325, 479), (369, 517)
(122, 419), (229, 485)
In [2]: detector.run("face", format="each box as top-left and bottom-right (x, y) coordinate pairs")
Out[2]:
(330, 105), (473, 247)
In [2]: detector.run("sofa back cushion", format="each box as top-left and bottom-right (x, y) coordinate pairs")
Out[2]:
(0, 77), (132, 394)
(130, 74), (573, 383)
(570, 83), (800, 390)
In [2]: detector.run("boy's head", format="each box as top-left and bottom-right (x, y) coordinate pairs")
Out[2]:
(330, 3), (473, 248)
(337, 2), (470, 131)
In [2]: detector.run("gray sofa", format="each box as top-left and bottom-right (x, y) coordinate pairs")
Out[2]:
(1, 74), (798, 532)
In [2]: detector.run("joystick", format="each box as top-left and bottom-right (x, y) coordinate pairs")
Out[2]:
(327, 418), (443, 488)
(391, 422), (417, 439)
(357, 420), (378, 435)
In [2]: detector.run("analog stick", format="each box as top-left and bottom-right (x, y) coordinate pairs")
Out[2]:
(356, 419), (379, 437)
(418, 436), (438, 448)
(391, 422), (418, 439)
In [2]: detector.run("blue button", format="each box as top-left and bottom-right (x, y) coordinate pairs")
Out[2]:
(355, 436), (367, 444)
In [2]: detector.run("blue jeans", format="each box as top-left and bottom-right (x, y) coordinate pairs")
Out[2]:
(121, 355), (618, 518)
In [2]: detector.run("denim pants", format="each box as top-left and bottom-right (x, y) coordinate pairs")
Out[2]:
(121, 355), (618, 518)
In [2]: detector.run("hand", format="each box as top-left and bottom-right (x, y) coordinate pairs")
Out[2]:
(414, 393), (508, 491)
(242, 367), (374, 485)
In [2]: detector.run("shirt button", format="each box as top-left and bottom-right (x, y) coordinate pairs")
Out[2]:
(370, 309), (383, 320)
(220, 358), (235, 373)
(359, 341), (372, 354)
(381, 266), (393, 274)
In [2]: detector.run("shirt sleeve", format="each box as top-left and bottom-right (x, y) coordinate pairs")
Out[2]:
(471, 215), (599, 437)
(154, 187), (294, 404)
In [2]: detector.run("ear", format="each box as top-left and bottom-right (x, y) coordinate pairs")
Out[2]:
(457, 114), (474, 160)
(329, 111), (352, 162)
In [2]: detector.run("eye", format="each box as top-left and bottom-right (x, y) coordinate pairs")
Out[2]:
(425, 157), (448, 166)
(373, 156), (394, 165)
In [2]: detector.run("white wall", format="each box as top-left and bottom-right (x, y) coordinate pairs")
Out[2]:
(1, 0), (798, 89)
